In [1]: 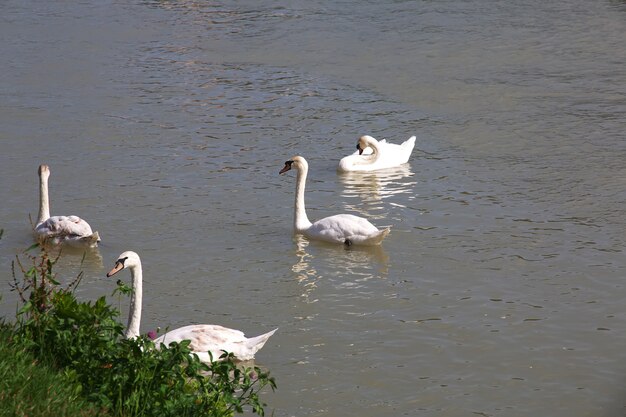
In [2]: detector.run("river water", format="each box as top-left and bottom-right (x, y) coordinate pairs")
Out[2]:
(1, 1), (625, 416)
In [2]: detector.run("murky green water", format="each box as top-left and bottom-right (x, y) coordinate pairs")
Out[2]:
(1, 1), (625, 416)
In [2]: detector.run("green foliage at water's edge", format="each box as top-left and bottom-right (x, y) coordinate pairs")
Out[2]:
(2, 245), (276, 417)
(0, 322), (102, 417)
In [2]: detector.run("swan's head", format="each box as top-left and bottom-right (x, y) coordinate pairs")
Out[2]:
(38, 164), (50, 180)
(279, 155), (308, 175)
(107, 251), (141, 277)
(357, 136), (377, 155)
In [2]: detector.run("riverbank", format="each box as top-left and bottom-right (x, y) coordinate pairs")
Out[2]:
(1, 246), (275, 417)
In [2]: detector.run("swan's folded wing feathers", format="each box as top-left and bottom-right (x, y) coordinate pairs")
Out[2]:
(155, 324), (263, 360)
(188, 325), (246, 352)
(37, 215), (94, 237)
(309, 214), (380, 243)
(401, 136), (417, 150)
(157, 324), (246, 344)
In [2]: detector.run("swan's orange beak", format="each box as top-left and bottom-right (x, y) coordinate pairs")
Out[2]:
(357, 144), (364, 155)
(107, 261), (124, 277)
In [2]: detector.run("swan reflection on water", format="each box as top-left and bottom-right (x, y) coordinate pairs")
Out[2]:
(292, 235), (319, 304)
(338, 164), (416, 219)
(291, 235), (389, 303)
(36, 243), (104, 270)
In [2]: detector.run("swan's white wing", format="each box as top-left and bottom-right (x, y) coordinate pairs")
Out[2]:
(35, 215), (99, 246)
(369, 136), (416, 168)
(154, 324), (276, 361)
(401, 136), (416, 148)
(377, 136), (415, 151)
(375, 141), (402, 152)
(307, 214), (386, 244)
(155, 324), (244, 346)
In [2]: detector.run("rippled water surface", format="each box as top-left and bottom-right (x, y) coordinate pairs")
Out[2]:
(1, 1), (625, 416)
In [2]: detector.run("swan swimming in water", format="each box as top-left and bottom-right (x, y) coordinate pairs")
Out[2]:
(107, 251), (276, 362)
(34, 164), (100, 247)
(338, 135), (416, 172)
(280, 156), (390, 246)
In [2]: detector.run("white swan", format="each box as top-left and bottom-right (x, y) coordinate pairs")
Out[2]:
(34, 164), (100, 247)
(107, 251), (276, 362)
(337, 135), (416, 172)
(279, 156), (390, 246)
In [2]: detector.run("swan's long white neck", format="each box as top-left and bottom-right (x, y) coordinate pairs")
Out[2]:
(294, 162), (313, 232)
(364, 137), (381, 162)
(126, 262), (143, 339)
(37, 173), (50, 225)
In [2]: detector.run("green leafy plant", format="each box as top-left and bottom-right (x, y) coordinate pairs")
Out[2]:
(8, 245), (276, 417)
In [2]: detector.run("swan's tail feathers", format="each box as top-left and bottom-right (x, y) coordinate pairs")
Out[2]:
(361, 227), (391, 246)
(246, 328), (278, 352)
(80, 231), (100, 247)
(403, 136), (417, 148)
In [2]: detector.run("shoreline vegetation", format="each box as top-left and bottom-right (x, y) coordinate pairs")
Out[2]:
(0, 242), (276, 417)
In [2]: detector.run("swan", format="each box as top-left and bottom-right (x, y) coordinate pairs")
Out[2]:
(337, 135), (416, 172)
(34, 164), (100, 247)
(279, 156), (390, 246)
(106, 251), (276, 362)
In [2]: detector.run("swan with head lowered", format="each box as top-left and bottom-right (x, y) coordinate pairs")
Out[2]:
(338, 135), (416, 172)
(107, 251), (276, 362)
(34, 164), (100, 247)
(280, 156), (390, 246)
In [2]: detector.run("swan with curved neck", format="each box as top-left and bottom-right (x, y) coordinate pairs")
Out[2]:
(34, 164), (100, 247)
(280, 156), (390, 246)
(107, 251), (276, 362)
(338, 135), (416, 172)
